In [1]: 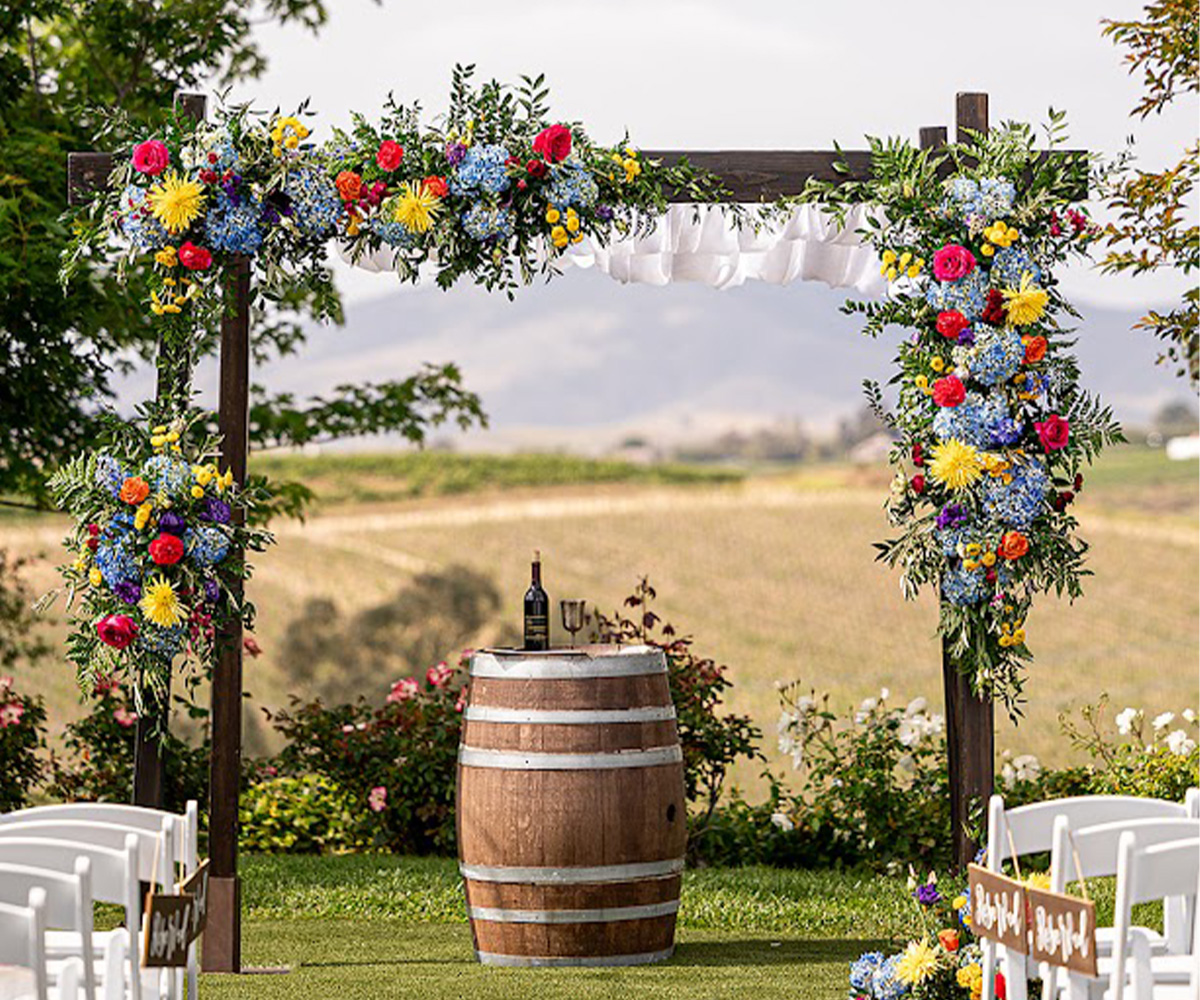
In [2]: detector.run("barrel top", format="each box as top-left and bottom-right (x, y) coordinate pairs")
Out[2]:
(471, 645), (666, 680)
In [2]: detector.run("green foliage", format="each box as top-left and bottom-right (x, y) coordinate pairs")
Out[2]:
(239, 774), (365, 854)
(1098, 0), (1199, 383)
(0, 676), (47, 813)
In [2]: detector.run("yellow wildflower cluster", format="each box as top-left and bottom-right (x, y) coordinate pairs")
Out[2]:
(149, 424), (181, 451)
(191, 462), (233, 499)
(956, 963), (984, 1000)
(150, 276), (199, 316)
(609, 146), (642, 183)
(979, 220), (1020, 258)
(961, 540), (994, 572)
(880, 249), (925, 282)
(270, 116), (310, 156)
(134, 500), (154, 531)
(546, 206), (584, 249)
(930, 356), (946, 373)
(155, 245), (178, 268)
(999, 619), (1027, 648)
(980, 452), (1014, 485)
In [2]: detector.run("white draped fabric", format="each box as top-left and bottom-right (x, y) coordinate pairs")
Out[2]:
(338, 203), (886, 295)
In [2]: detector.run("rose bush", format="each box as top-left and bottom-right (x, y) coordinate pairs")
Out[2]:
(0, 676), (47, 813)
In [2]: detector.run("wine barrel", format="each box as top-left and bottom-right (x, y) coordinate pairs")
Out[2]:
(457, 645), (686, 967)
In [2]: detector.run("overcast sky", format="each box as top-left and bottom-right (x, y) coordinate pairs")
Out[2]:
(221, 0), (1198, 310)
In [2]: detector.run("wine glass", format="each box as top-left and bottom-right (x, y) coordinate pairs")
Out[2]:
(560, 599), (586, 647)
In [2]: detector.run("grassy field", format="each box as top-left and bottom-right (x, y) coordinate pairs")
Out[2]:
(1, 446), (1196, 794)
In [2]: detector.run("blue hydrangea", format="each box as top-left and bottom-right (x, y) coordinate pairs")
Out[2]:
(94, 530), (141, 588)
(933, 392), (1010, 450)
(971, 327), (1025, 387)
(982, 459), (1050, 530)
(285, 166), (342, 238)
(940, 176), (1015, 223)
(119, 185), (169, 252)
(205, 137), (241, 174)
(450, 144), (511, 197)
(185, 525), (230, 567)
(369, 217), (419, 249)
(942, 567), (986, 607)
(205, 188), (264, 254)
(543, 162), (599, 209)
(991, 246), (1042, 287)
(94, 455), (127, 496)
(461, 204), (515, 242)
(925, 269), (988, 321)
(979, 178), (1016, 217)
(872, 954), (908, 1000)
(141, 455), (191, 496)
(1019, 371), (1052, 405)
(139, 624), (186, 662)
(850, 952), (885, 994)
(936, 521), (979, 558)
(988, 416), (1024, 447)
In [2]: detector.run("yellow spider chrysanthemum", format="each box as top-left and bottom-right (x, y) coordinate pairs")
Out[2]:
(895, 939), (940, 986)
(392, 181), (441, 233)
(929, 439), (983, 491)
(1003, 274), (1049, 327)
(147, 172), (205, 234)
(1024, 871), (1052, 891)
(139, 578), (183, 627)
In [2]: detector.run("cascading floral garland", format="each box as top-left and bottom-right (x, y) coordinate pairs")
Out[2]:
(801, 117), (1122, 711)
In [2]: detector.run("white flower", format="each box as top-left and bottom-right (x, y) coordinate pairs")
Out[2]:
(1165, 730), (1197, 756)
(795, 695), (815, 716)
(1001, 763), (1016, 789)
(897, 753), (916, 773)
(1011, 754), (1041, 783)
(770, 811), (795, 832)
(777, 710), (797, 736)
(1153, 712), (1176, 732)
(897, 719), (920, 747)
(905, 697), (928, 717)
(1183, 709), (1197, 723)
(879, 687), (890, 701)
(1115, 707), (1140, 735)
(855, 697), (878, 724)
(925, 713), (945, 737)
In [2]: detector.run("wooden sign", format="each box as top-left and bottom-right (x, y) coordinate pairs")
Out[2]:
(1026, 886), (1099, 978)
(967, 864), (1028, 954)
(178, 859), (210, 945)
(142, 892), (195, 968)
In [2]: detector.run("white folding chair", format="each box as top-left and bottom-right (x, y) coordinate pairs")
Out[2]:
(1098, 834), (1200, 1000)
(0, 835), (148, 1000)
(983, 793), (1199, 1000)
(0, 890), (85, 1000)
(0, 804), (199, 1000)
(0, 859), (98, 1000)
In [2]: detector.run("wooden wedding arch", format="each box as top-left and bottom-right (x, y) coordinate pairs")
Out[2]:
(68, 90), (1083, 973)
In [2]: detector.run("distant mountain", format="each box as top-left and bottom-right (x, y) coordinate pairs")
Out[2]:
(120, 266), (1191, 452)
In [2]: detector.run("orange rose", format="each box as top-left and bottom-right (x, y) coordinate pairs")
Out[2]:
(938, 928), (960, 952)
(998, 531), (1029, 561)
(119, 477), (150, 505)
(335, 170), (363, 203)
(1023, 335), (1048, 364)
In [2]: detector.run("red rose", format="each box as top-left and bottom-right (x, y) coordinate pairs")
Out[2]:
(149, 533), (184, 566)
(911, 474), (926, 494)
(526, 159), (548, 179)
(96, 614), (138, 650)
(132, 140), (170, 176)
(936, 310), (969, 340)
(1034, 414), (1070, 452)
(932, 244), (976, 282)
(375, 140), (404, 172)
(177, 242), (212, 271)
(912, 444), (924, 466)
(533, 123), (573, 164)
(421, 175), (448, 198)
(932, 375), (966, 408)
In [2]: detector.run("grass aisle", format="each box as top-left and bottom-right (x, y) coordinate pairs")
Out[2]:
(200, 856), (916, 999)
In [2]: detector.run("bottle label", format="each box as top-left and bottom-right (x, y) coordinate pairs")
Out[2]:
(524, 614), (549, 648)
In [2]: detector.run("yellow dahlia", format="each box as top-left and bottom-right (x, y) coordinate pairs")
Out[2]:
(392, 181), (441, 233)
(139, 577), (183, 627)
(1003, 273), (1049, 327)
(1024, 871), (1052, 891)
(929, 439), (983, 490)
(147, 171), (205, 234)
(895, 939), (940, 986)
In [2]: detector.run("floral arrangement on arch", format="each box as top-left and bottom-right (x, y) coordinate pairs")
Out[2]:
(43, 411), (273, 705)
(800, 116), (1122, 708)
(62, 64), (728, 332)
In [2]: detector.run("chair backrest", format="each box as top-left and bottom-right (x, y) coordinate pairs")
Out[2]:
(1051, 816), (1200, 883)
(0, 803), (197, 869)
(0, 890), (48, 1000)
(987, 794), (1188, 866)
(0, 818), (173, 887)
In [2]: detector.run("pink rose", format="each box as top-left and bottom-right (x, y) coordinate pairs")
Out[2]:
(533, 124), (573, 164)
(177, 242), (213, 271)
(243, 637), (263, 658)
(0, 702), (24, 728)
(932, 244), (976, 283)
(96, 614), (139, 650)
(368, 786), (388, 812)
(132, 140), (170, 176)
(375, 140), (404, 172)
(113, 706), (138, 728)
(426, 662), (453, 688)
(1034, 414), (1070, 451)
(0, 676), (12, 695)
(387, 677), (418, 703)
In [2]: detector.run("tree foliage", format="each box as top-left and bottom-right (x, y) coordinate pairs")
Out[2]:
(1098, 0), (1199, 384)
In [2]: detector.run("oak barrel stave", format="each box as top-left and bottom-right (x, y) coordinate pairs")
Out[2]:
(457, 646), (685, 966)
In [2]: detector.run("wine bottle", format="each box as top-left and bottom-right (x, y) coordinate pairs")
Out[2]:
(523, 550), (550, 651)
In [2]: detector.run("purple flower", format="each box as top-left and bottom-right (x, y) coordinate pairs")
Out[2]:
(158, 511), (187, 536)
(203, 578), (221, 604)
(445, 142), (467, 166)
(595, 204), (614, 222)
(201, 498), (231, 524)
(113, 580), (141, 604)
(936, 503), (968, 530)
(957, 328), (976, 347)
(988, 418), (1024, 447)
(915, 883), (942, 906)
